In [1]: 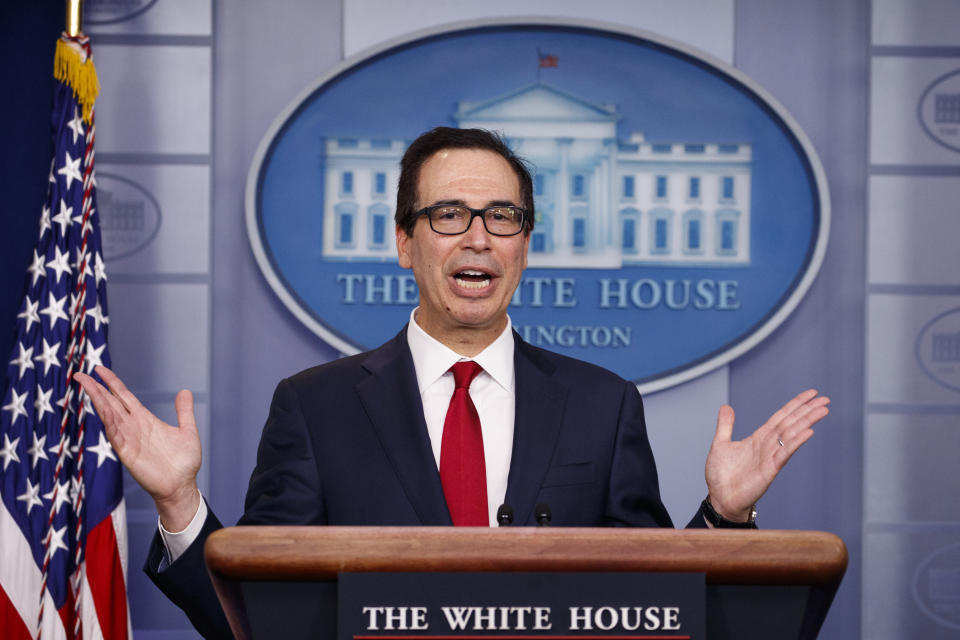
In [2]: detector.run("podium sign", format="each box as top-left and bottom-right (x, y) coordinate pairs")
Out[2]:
(204, 526), (848, 640)
(338, 572), (705, 639)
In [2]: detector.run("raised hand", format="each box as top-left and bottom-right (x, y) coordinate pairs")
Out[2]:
(74, 365), (202, 532)
(704, 389), (830, 522)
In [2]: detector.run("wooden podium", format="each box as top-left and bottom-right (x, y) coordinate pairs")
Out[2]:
(205, 527), (847, 640)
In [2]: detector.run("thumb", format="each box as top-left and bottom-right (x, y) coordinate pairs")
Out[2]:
(713, 404), (735, 444)
(174, 389), (198, 434)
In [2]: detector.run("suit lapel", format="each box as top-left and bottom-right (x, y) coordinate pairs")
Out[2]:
(356, 330), (452, 525)
(504, 335), (567, 525)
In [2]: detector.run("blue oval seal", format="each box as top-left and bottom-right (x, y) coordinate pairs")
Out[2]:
(246, 19), (829, 392)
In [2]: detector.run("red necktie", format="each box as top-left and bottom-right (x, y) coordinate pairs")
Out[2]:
(440, 361), (488, 526)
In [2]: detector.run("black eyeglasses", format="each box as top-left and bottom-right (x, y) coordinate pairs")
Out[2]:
(416, 204), (527, 237)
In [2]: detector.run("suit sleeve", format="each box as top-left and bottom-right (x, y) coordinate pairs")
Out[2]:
(240, 376), (325, 526)
(603, 380), (711, 529)
(143, 377), (325, 639)
(604, 380), (675, 527)
(144, 505), (231, 639)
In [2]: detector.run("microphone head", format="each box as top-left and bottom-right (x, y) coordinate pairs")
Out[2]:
(496, 504), (514, 526)
(534, 503), (552, 526)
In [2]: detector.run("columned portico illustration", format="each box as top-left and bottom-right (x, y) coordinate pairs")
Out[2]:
(322, 83), (752, 269)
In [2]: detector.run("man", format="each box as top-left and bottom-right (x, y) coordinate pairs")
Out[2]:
(76, 128), (829, 639)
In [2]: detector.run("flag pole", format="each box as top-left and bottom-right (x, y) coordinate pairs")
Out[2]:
(66, 0), (83, 37)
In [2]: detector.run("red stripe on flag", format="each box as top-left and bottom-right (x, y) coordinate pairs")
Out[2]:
(0, 585), (32, 640)
(85, 515), (129, 640)
(57, 585), (77, 640)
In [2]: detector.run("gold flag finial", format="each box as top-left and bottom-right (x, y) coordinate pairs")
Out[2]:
(66, 0), (84, 37)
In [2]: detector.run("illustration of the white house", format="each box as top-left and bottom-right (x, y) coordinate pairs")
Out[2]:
(322, 83), (752, 268)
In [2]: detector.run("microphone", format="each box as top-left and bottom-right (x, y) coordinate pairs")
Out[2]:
(496, 504), (514, 526)
(534, 503), (552, 526)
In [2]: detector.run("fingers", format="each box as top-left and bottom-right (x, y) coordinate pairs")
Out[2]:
(74, 370), (128, 447)
(779, 400), (830, 443)
(713, 405), (735, 444)
(74, 370), (123, 422)
(767, 389), (819, 427)
(174, 389), (199, 435)
(94, 365), (145, 414)
(768, 393), (830, 467)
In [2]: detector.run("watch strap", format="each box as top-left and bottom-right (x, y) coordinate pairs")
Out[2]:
(701, 496), (757, 529)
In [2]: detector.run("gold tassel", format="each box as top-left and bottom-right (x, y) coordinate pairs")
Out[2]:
(54, 38), (99, 124)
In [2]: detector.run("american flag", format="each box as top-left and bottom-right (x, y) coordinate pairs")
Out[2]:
(0, 34), (129, 639)
(537, 49), (558, 68)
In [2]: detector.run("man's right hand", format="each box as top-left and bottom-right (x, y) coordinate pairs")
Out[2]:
(75, 365), (202, 532)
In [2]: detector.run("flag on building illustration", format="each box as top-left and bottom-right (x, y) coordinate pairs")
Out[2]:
(0, 33), (129, 639)
(537, 49), (559, 68)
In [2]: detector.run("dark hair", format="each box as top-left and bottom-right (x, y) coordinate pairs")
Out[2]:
(395, 127), (535, 236)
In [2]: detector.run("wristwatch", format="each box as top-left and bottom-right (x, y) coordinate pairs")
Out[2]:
(701, 496), (757, 529)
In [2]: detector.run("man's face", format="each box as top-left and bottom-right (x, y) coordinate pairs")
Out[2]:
(397, 148), (530, 348)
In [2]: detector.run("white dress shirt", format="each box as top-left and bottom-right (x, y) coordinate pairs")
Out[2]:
(160, 309), (517, 562)
(406, 308), (516, 527)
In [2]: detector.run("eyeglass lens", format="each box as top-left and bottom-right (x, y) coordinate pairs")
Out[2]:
(428, 205), (523, 235)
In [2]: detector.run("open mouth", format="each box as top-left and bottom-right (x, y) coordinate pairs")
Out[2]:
(454, 269), (492, 290)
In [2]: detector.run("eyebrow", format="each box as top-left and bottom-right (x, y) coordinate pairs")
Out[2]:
(429, 199), (520, 208)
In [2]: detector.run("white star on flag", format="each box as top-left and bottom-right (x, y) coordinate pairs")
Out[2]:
(17, 298), (43, 332)
(69, 477), (83, 505)
(9, 343), (36, 380)
(32, 338), (62, 376)
(84, 341), (107, 373)
(47, 435), (78, 462)
(77, 392), (95, 423)
(93, 251), (108, 285)
(38, 204), (52, 238)
(72, 247), (93, 280)
(34, 385), (55, 422)
(27, 430), (49, 468)
(69, 291), (84, 320)
(27, 249), (46, 285)
(66, 107), (84, 144)
(72, 207), (87, 229)
(45, 525), (69, 560)
(46, 245), (73, 283)
(39, 291), (69, 328)
(17, 298), (41, 334)
(88, 432), (117, 468)
(17, 478), (44, 515)
(86, 301), (109, 331)
(51, 198), (74, 236)
(43, 480), (72, 516)
(2, 389), (29, 425)
(0, 433), (21, 470)
(57, 150), (83, 189)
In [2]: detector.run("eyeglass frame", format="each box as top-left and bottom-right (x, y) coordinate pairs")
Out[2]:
(414, 204), (528, 237)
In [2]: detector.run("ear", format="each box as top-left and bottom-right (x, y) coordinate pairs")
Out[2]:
(521, 230), (531, 270)
(396, 225), (413, 269)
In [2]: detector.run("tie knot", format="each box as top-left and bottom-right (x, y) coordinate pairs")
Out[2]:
(450, 361), (483, 389)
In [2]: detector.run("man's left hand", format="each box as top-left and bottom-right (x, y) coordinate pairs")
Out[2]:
(704, 389), (830, 522)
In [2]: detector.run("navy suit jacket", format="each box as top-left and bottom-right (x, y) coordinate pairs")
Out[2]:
(146, 329), (695, 638)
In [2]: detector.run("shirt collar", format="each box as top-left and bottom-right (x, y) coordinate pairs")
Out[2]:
(406, 307), (515, 394)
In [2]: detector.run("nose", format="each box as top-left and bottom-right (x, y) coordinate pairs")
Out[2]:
(460, 214), (492, 249)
